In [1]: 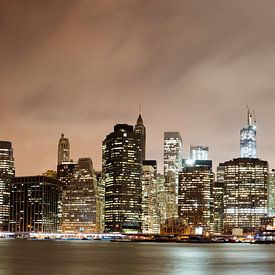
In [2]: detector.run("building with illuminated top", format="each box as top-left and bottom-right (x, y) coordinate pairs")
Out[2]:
(190, 145), (209, 161)
(58, 133), (70, 165)
(221, 158), (268, 233)
(103, 124), (142, 233)
(0, 141), (15, 231)
(240, 108), (256, 158)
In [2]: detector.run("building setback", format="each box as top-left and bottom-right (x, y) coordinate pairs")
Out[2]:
(0, 141), (15, 231)
(221, 158), (268, 233)
(103, 124), (142, 233)
(10, 176), (60, 233)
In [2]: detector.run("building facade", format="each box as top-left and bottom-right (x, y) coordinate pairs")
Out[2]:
(103, 124), (142, 233)
(178, 161), (214, 232)
(134, 113), (146, 163)
(10, 176), (60, 233)
(240, 108), (257, 158)
(268, 169), (275, 217)
(58, 133), (70, 165)
(0, 141), (15, 231)
(141, 160), (160, 234)
(222, 158), (268, 233)
(190, 145), (209, 161)
(61, 158), (97, 234)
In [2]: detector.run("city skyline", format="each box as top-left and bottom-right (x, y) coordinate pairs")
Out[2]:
(2, 1), (275, 175)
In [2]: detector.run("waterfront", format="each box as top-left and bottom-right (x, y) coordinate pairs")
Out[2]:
(0, 241), (274, 275)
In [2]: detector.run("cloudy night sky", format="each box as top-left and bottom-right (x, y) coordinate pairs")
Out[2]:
(1, 0), (275, 175)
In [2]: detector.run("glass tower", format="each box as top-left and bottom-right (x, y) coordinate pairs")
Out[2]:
(103, 124), (142, 233)
(240, 108), (256, 158)
(0, 141), (14, 231)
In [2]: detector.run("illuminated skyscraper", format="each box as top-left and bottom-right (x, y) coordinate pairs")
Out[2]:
(240, 108), (256, 158)
(103, 124), (142, 233)
(268, 169), (275, 217)
(58, 133), (70, 165)
(141, 160), (160, 234)
(221, 158), (268, 233)
(0, 141), (14, 231)
(10, 176), (59, 233)
(62, 158), (97, 233)
(134, 112), (146, 162)
(190, 145), (209, 161)
(164, 132), (183, 198)
(178, 161), (214, 232)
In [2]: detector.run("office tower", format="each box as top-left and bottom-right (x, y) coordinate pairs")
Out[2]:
(178, 160), (214, 232)
(164, 132), (183, 201)
(134, 112), (146, 162)
(10, 176), (60, 233)
(190, 145), (209, 161)
(62, 158), (97, 233)
(0, 141), (15, 231)
(103, 124), (142, 233)
(141, 160), (160, 234)
(213, 164), (225, 233)
(221, 158), (268, 233)
(268, 169), (275, 217)
(240, 108), (256, 158)
(58, 133), (70, 165)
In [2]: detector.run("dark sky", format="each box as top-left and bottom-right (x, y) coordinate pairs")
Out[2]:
(1, 0), (275, 176)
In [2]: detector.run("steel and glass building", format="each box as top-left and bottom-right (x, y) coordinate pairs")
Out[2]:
(0, 141), (15, 231)
(62, 158), (97, 233)
(221, 158), (268, 233)
(190, 145), (209, 161)
(178, 160), (214, 232)
(10, 176), (60, 233)
(58, 133), (70, 165)
(141, 160), (160, 234)
(103, 124), (142, 233)
(240, 108), (256, 158)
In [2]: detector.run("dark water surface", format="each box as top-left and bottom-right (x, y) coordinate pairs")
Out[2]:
(0, 240), (274, 275)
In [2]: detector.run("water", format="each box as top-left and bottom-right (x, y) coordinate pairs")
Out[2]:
(0, 241), (274, 275)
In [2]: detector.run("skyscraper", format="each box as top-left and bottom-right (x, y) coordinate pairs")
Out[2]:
(134, 112), (146, 162)
(141, 160), (160, 234)
(0, 141), (14, 231)
(62, 158), (97, 234)
(58, 133), (70, 165)
(268, 169), (275, 217)
(221, 158), (268, 233)
(178, 161), (214, 232)
(240, 108), (257, 158)
(103, 124), (142, 233)
(164, 132), (183, 197)
(190, 145), (209, 161)
(10, 176), (60, 233)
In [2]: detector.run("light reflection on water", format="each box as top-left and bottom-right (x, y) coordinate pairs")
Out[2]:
(0, 241), (274, 275)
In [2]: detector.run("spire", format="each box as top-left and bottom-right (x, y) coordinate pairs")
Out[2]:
(247, 106), (253, 126)
(137, 101), (143, 125)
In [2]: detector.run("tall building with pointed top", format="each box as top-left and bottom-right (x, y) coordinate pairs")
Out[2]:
(58, 133), (70, 165)
(240, 108), (257, 158)
(103, 124), (142, 233)
(134, 112), (146, 162)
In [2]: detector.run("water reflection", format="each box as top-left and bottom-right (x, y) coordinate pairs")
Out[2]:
(0, 241), (274, 275)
